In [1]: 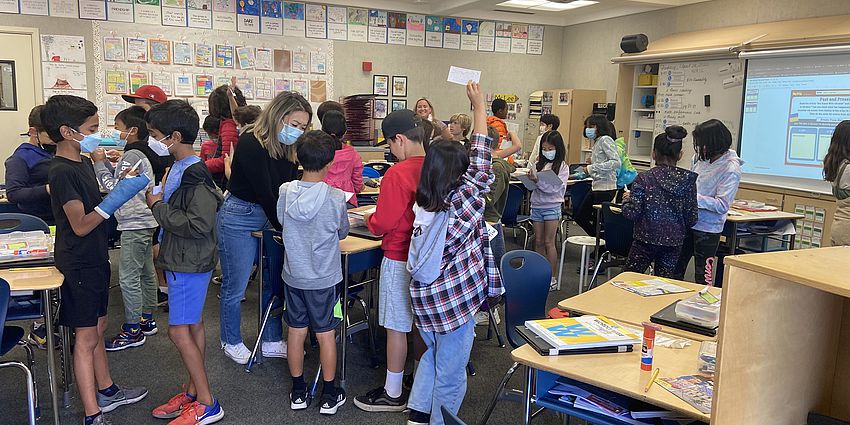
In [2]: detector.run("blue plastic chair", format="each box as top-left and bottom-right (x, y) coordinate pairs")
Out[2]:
(588, 202), (635, 289)
(0, 213), (49, 234)
(502, 184), (531, 249)
(0, 278), (39, 425)
(364, 162), (392, 176)
(569, 180), (592, 221)
(362, 167), (381, 179)
(479, 250), (552, 425)
(442, 405), (467, 425)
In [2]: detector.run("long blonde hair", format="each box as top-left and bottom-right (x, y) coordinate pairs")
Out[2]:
(246, 91), (312, 162)
(415, 97), (438, 121)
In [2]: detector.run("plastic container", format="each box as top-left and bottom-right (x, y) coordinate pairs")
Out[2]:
(675, 293), (721, 328)
(0, 231), (50, 261)
(698, 341), (717, 376)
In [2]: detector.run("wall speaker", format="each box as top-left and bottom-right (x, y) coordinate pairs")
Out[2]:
(621, 34), (649, 54)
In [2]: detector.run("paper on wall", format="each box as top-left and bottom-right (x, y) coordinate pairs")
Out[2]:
(447, 66), (480, 85)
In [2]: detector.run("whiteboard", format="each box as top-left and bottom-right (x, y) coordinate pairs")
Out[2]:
(654, 59), (745, 168)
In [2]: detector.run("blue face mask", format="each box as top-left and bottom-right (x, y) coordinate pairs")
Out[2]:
(72, 129), (102, 153)
(278, 123), (303, 146)
(584, 127), (597, 140)
(542, 150), (556, 161)
(111, 130), (128, 148)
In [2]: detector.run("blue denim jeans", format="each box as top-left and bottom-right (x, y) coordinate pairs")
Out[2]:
(408, 318), (475, 425)
(218, 195), (272, 346)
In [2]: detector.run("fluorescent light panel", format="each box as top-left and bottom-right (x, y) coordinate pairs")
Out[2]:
(497, 0), (599, 10)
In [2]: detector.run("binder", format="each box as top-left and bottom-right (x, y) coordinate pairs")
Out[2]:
(516, 326), (634, 356)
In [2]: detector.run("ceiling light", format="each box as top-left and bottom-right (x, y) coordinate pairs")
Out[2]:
(498, 0), (598, 10)
(497, 0), (548, 8)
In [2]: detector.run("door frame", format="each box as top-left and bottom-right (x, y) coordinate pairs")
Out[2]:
(0, 25), (43, 108)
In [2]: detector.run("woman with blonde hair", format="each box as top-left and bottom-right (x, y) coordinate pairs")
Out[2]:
(414, 97), (452, 140)
(218, 91), (311, 364)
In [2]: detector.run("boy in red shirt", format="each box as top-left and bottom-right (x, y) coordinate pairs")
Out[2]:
(354, 109), (426, 413)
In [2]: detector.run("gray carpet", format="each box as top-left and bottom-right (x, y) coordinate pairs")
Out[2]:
(0, 223), (684, 425)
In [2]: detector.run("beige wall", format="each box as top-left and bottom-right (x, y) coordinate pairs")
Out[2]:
(561, 0), (850, 102)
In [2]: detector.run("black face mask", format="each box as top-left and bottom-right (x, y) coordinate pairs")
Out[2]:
(40, 143), (57, 155)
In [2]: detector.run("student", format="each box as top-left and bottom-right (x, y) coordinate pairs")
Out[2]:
(43, 95), (149, 425)
(529, 131), (570, 289)
(575, 114), (621, 238)
(414, 97), (451, 139)
(448, 113), (471, 144)
(205, 84), (245, 177)
(122, 85), (167, 111)
(622, 126), (698, 278)
(277, 131), (349, 415)
(486, 99), (522, 158)
(92, 106), (160, 351)
(321, 110), (364, 206)
(316, 100), (344, 123)
(824, 120), (850, 246)
(144, 100), (224, 425)
(200, 116), (220, 162)
(529, 113), (560, 164)
(233, 105), (261, 130)
(5, 105), (56, 224)
(406, 82), (502, 425)
(673, 119), (742, 285)
(218, 92), (309, 364)
(611, 122), (638, 199)
(354, 109), (425, 413)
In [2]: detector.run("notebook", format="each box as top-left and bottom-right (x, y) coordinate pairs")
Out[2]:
(650, 301), (717, 337)
(524, 316), (641, 351)
(516, 325), (634, 356)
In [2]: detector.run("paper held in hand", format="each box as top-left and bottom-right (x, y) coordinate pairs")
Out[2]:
(447, 66), (481, 85)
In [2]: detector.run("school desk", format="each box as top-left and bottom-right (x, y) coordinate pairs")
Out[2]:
(1, 266), (64, 425)
(557, 272), (720, 342)
(724, 208), (804, 252)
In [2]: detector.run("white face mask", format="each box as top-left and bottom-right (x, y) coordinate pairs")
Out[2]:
(542, 150), (556, 161)
(148, 135), (173, 156)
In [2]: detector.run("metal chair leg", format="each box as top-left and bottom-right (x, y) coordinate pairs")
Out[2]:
(467, 362), (476, 376)
(588, 251), (609, 291)
(357, 296), (379, 368)
(488, 306), (505, 348)
(19, 342), (39, 418)
(246, 295), (278, 372)
(477, 361), (520, 425)
(0, 361), (37, 425)
(557, 235), (569, 291)
(520, 226), (529, 250)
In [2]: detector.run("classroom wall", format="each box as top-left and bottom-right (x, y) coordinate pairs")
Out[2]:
(560, 0), (850, 102)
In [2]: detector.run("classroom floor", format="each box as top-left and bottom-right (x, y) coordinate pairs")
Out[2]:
(0, 223), (692, 425)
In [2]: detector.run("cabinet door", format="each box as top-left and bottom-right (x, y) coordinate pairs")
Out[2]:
(784, 194), (836, 248)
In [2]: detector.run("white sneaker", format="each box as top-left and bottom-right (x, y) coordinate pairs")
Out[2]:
(262, 340), (288, 359)
(550, 277), (558, 292)
(223, 343), (251, 365)
(474, 312), (489, 326)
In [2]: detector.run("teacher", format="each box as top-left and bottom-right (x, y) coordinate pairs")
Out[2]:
(824, 120), (850, 246)
(414, 98), (452, 140)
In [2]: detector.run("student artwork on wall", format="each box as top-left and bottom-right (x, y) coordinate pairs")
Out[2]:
(127, 37), (148, 62)
(291, 51), (308, 73)
(48, 0), (78, 18)
(406, 14), (424, 47)
(0, 0), (19, 13)
(347, 7), (367, 42)
(161, 0), (188, 27)
(387, 12), (406, 45)
(79, 0), (107, 20)
(368, 9), (387, 44)
(212, 0), (236, 30)
(255, 48), (272, 70)
(392, 75), (407, 97)
(134, 0), (161, 24)
(174, 73), (193, 96)
(326, 5), (346, 40)
(261, 0), (282, 34)
(195, 43), (214, 66)
(215, 75), (230, 87)
(373, 98), (388, 119)
(310, 51), (325, 74)
(195, 73), (213, 95)
(391, 99), (406, 112)
(130, 71), (150, 92)
(187, 0), (212, 28)
(478, 21), (495, 52)
(305, 3), (326, 38)
(255, 76), (272, 99)
(236, 46), (255, 69)
(274, 78), (290, 94)
(425, 15), (442, 48)
(43, 62), (88, 89)
(236, 0), (260, 33)
(151, 71), (173, 94)
(461, 19), (478, 51)
(309, 79), (326, 102)
(149, 39), (171, 64)
(103, 37), (126, 61)
(106, 100), (125, 122)
(273, 48), (291, 72)
(291, 78), (307, 97)
(21, 0), (49, 15)
(511, 23), (528, 54)
(106, 0), (134, 22)
(442, 17), (461, 50)
(495, 21), (511, 53)
(42, 34), (86, 62)
(372, 74), (389, 96)
(173, 41), (193, 64)
(527, 24), (543, 55)
(105, 69), (129, 93)
(283, 2), (305, 37)
(215, 44), (234, 68)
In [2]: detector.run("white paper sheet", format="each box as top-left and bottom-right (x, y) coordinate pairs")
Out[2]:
(447, 66), (480, 85)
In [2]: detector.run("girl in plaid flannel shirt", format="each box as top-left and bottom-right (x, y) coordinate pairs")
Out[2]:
(406, 82), (504, 425)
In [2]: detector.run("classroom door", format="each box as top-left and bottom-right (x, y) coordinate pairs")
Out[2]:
(0, 27), (41, 180)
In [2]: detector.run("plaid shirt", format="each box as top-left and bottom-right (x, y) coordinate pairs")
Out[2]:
(411, 133), (505, 334)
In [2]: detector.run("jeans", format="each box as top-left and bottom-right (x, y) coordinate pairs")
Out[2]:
(218, 195), (272, 346)
(408, 318), (475, 425)
(117, 228), (158, 324)
(673, 229), (722, 285)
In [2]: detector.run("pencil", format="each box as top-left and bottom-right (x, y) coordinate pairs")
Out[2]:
(127, 159), (143, 175)
(644, 368), (660, 392)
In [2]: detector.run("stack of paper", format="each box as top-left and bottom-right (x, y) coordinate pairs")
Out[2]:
(611, 279), (692, 297)
(657, 375), (714, 414)
(548, 382), (683, 424)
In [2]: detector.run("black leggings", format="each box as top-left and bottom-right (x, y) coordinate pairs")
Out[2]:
(673, 229), (721, 285)
(575, 190), (618, 237)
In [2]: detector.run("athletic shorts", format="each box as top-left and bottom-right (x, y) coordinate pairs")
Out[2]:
(378, 257), (414, 333)
(283, 284), (341, 333)
(58, 263), (111, 328)
(167, 271), (212, 325)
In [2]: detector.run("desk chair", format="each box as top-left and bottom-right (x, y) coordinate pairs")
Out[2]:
(502, 185), (530, 249)
(479, 250), (551, 425)
(362, 167), (382, 179)
(0, 278), (39, 425)
(246, 230), (286, 372)
(442, 405), (468, 425)
(364, 162), (392, 176)
(0, 213), (49, 234)
(587, 202), (634, 290)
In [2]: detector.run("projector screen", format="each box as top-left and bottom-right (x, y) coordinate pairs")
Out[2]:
(739, 53), (850, 192)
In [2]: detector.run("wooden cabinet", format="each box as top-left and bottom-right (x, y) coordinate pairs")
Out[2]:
(534, 88), (607, 164)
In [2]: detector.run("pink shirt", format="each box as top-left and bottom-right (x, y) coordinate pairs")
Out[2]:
(323, 145), (364, 206)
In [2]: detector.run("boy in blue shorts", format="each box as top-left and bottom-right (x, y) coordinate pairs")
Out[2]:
(145, 100), (225, 425)
(277, 130), (349, 415)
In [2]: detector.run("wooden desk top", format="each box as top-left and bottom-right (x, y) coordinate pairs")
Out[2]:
(558, 272), (720, 342)
(725, 208), (804, 223)
(360, 186), (380, 196)
(724, 246), (850, 298)
(512, 342), (709, 422)
(1, 266), (64, 291)
(340, 236), (382, 255)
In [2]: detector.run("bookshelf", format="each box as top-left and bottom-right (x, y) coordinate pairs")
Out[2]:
(628, 64), (659, 168)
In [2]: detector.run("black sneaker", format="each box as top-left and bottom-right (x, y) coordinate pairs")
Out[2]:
(407, 409), (430, 425)
(139, 318), (158, 336)
(290, 389), (309, 410)
(319, 388), (346, 415)
(354, 386), (407, 412)
(156, 290), (168, 306)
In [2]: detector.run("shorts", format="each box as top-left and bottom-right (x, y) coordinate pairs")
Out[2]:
(283, 284), (341, 333)
(378, 257), (414, 333)
(166, 271), (212, 325)
(531, 207), (562, 222)
(58, 263), (111, 328)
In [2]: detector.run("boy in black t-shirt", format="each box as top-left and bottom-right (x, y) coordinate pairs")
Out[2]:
(43, 95), (150, 425)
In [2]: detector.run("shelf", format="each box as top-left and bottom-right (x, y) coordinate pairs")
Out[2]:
(634, 85), (658, 89)
(633, 127), (655, 132)
(632, 108), (655, 112)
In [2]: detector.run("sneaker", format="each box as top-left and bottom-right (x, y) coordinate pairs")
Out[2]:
(140, 318), (158, 336)
(261, 340), (287, 359)
(97, 385), (148, 413)
(407, 409), (431, 425)
(354, 386), (406, 412)
(157, 290), (169, 306)
(105, 327), (146, 352)
(223, 343), (251, 365)
(211, 276), (222, 285)
(86, 413), (114, 425)
(152, 392), (195, 419)
(549, 277), (558, 292)
(290, 388), (309, 410)
(28, 322), (47, 350)
(320, 389), (347, 415)
(167, 400), (224, 425)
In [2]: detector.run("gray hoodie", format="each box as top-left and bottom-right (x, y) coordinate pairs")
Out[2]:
(94, 149), (157, 231)
(277, 181), (350, 290)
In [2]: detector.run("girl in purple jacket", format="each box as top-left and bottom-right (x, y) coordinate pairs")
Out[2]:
(529, 131), (570, 289)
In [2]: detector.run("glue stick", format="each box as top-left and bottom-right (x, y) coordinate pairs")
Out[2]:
(641, 322), (662, 371)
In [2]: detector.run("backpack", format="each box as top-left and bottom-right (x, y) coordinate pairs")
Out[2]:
(615, 137), (637, 188)
(407, 204), (451, 285)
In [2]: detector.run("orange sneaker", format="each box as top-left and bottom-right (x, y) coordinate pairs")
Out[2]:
(152, 392), (194, 419)
(167, 400), (224, 425)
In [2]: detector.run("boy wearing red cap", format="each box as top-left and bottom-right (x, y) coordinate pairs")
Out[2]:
(123, 85), (168, 111)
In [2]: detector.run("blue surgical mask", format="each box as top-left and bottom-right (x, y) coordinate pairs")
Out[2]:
(111, 130), (128, 148)
(278, 123), (303, 146)
(72, 129), (102, 153)
(542, 150), (556, 161)
(584, 127), (597, 140)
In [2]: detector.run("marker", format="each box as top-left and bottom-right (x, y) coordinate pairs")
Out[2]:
(127, 159), (143, 176)
(644, 368), (660, 392)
